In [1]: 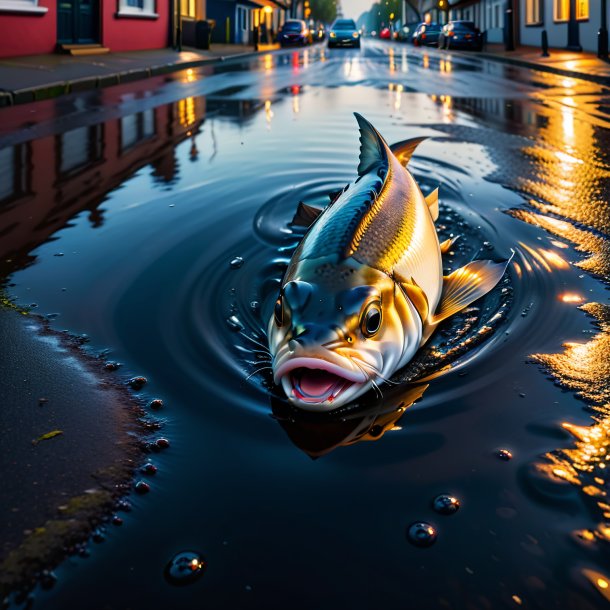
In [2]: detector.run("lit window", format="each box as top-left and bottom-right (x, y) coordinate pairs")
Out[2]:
(180, 0), (195, 18)
(576, 0), (589, 20)
(117, 0), (158, 18)
(554, 0), (569, 22)
(525, 0), (542, 24)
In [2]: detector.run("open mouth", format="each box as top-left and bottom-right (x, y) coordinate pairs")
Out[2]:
(291, 368), (354, 404)
(274, 357), (367, 407)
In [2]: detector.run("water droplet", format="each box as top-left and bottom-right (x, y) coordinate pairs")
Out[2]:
(128, 376), (147, 391)
(432, 494), (460, 515)
(227, 316), (244, 332)
(497, 449), (513, 461)
(116, 499), (132, 512)
(164, 551), (206, 586)
(54, 252), (64, 257)
(104, 361), (121, 372)
(155, 437), (170, 449)
(406, 522), (437, 547)
(230, 256), (244, 269)
(92, 529), (106, 543)
(148, 398), (164, 410)
(135, 481), (150, 494)
(250, 301), (260, 311)
(112, 515), (123, 526)
(142, 462), (157, 475)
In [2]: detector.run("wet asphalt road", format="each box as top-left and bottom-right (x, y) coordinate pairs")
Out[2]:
(2, 39), (610, 609)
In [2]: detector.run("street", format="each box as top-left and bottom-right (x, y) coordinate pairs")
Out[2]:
(2, 39), (610, 608)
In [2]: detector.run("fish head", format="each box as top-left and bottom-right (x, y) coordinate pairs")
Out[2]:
(268, 261), (419, 411)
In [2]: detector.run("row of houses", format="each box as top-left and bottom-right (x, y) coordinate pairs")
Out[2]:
(404, 0), (608, 54)
(0, 0), (294, 57)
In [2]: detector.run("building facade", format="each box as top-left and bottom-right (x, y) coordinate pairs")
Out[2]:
(520, 0), (608, 52)
(0, 0), (174, 57)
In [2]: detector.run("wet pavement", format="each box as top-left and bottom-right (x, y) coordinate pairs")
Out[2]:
(1, 39), (610, 609)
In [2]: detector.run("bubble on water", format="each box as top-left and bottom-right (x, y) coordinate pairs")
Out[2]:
(164, 551), (206, 586)
(432, 494), (460, 515)
(148, 398), (163, 410)
(135, 481), (150, 494)
(40, 570), (57, 590)
(406, 522), (437, 547)
(128, 376), (147, 391)
(497, 449), (513, 461)
(227, 316), (245, 332)
(142, 462), (157, 475)
(230, 256), (244, 269)
(155, 437), (170, 449)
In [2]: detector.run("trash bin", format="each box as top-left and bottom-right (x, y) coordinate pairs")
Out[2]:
(195, 19), (216, 50)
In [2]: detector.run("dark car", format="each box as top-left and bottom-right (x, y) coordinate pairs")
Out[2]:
(328, 18), (360, 48)
(412, 22), (441, 46)
(439, 20), (483, 50)
(279, 20), (312, 47)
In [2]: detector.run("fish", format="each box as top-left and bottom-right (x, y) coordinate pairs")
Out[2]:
(267, 113), (511, 411)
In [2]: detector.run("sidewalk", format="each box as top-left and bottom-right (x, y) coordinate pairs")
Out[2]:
(0, 44), (274, 106)
(475, 43), (610, 86)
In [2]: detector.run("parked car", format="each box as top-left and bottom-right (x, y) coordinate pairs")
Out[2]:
(328, 18), (361, 48)
(438, 20), (483, 50)
(379, 27), (391, 40)
(412, 22), (441, 46)
(279, 20), (312, 47)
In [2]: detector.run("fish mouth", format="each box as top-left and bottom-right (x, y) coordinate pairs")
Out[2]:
(275, 357), (367, 409)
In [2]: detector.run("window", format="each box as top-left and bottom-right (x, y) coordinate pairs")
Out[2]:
(120, 110), (155, 151)
(525, 0), (542, 25)
(57, 125), (103, 177)
(0, 144), (29, 203)
(180, 0), (195, 18)
(554, 0), (569, 22)
(576, 0), (589, 20)
(0, 0), (47, 14)
(494, 4), (499, 27)
(117, 0), (157, 18)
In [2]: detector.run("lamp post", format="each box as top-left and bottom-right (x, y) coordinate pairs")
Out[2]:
(566, 0), (582, 51)
(504, 0), (515, 51)
(599, 0), (609, 59)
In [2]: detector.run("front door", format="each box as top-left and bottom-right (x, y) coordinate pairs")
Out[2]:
(57, 0), (99, 45)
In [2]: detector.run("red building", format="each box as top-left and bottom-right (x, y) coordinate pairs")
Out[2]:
(0, 0), (172, 57)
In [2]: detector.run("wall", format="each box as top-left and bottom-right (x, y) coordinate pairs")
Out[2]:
(102, 1), (170, 51)
(0, 0), (56, 57)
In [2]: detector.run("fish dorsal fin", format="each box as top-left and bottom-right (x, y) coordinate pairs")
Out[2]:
(432, 257), (512, 325)
(425, 188), (439, 222)
(291, 202), (324, 228)
(439, 235), (460, 255)
(390, 136), (427, 167)
(354, 112), (388, 177)
(401, 277), (430, 324)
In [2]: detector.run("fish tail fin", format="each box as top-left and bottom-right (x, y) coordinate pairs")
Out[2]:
(439, 235), (460, 255)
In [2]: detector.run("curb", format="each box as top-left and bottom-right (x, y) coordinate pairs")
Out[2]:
(459, 48), (610, 87)
(0, 46), (288, 108)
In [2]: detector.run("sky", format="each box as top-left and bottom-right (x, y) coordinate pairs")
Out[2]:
(341, 0), (374, 20)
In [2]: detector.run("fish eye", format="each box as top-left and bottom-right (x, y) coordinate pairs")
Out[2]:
(361, 302), (382, 338)
(274, 296), (284, 326)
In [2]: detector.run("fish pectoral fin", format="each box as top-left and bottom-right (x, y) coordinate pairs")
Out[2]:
(390, 136), (427, 167)
(425, 188), (439, 222)
(291, 201), (324, 228)
(401, 278), (430, 324)
(432, 258), (511, 324)
(439, 235), (460, 255)
(354, 112), (389, 176)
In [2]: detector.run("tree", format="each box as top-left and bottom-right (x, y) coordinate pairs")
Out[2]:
(308, 0), (339, 23)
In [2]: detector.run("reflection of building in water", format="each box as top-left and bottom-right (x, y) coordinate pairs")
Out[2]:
(0, 95), (206, 279)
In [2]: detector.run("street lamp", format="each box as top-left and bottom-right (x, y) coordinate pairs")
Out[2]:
(599, 0), (609, 60)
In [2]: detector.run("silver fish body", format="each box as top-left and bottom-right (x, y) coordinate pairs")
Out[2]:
(268, 114), (509, 411)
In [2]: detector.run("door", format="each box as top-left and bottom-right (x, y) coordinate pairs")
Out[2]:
(57, 0), (99, 45)
(235, 6), (249, 44)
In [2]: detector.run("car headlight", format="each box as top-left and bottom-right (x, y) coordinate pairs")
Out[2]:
(330, 32), (336, 38)
(352, 32), (359, 38)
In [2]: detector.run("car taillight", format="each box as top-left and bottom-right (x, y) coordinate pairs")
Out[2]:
(422, 33), (426, 39)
